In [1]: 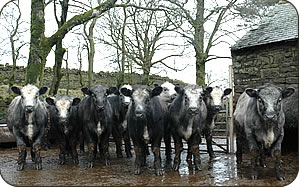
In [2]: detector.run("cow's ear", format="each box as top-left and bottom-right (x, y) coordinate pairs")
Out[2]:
(152, 86), (162, 97)
(203, 87), (213, 95)
(175, 86), (184, 95)
(72, 98), (81, 106)
(282, 87), (295, 99)
(223, 88), (232, 96)
(120, 88), (132, 97)
(81, 87), (90, 95)
(39, 86), (48, 95)
(107, 87), (119, 95)
(11, 86), (21, 95)
(46, 97), (55, 105)
(245, 88), (257, 97)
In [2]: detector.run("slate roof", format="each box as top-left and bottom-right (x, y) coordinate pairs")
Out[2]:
(231, 2), (298, 50)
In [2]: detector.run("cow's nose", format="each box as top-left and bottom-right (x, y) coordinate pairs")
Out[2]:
(25, 106), (33, 113)
(265, 114), (277, 121)
(135, 111), (144, 119)
(214, 105), (222, 112)
(96, 105), (105, 111)
(189, 107), (198, 114)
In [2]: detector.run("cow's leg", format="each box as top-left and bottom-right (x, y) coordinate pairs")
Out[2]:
(152, 147), (163, 176)
(133, 146), (143, 175)
(235, 124), (243, 164)
(112, 123), (123, 158)
(191, 144), (201, 171)
(100, 132), (111, 166)
(70, 136), (79, 164)
(30, 147), (35, 162)
(250, 148), (259, 180)
(164, 129), (172, 163)
(274, 150), (285, 181)
(87, 143), (95, 168)
(123, 130), (132, 158)
(79, 131), (85, 153)
(204, 128), (215, 159)
(58, 140), (67, 165)
(32, 144), (42, 170)
(173, 134), (183, 171)
(259, 144), (267, 168)
(17, 144), (26, 171)
(186, 144), (193, 168)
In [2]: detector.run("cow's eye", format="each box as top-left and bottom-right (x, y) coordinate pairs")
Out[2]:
(184, 95), (189, 102)
(145, 98), (150, 103)
(258, 98), (263, 103)
(278, 98), (282, 103)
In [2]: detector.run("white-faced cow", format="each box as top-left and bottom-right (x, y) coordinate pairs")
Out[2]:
(78, 84), (114, 168)
(7, 84), (48, 170)
(120, 85), (167, 176)
(202, 86), (232, 158)
(46, 95), (81, 165)
(169, 84), (207, 171)
(234, 83), (295, 180)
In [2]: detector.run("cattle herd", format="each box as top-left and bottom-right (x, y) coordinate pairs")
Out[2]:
(6, 82), (296, 181)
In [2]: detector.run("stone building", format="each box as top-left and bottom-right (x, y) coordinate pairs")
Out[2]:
(231, 1), (298, 102)
(231, 1), (299, 152)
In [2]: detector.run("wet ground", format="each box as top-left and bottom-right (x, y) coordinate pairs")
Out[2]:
(0, 143), (298, 186)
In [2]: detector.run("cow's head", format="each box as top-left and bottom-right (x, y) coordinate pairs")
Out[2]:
(175, 84), (203, 116)
(46, 95), (80, 134)
(246, 84), (295, 122)
(203, 86), (232, 113)
(11, 84), (48, 113)
(158, 81), (178, 104)
(121, 85), (162, 119)
(81, 85), (114, 112)
(119, 84), (132, 109)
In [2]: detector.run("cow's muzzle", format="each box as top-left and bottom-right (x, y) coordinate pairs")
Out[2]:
(188, 107), (199, 115)
(96, 105), (105, 111)
(135, 111), (145, 119)
(25, 106), (34, 113)
(264, 113), (278, 122)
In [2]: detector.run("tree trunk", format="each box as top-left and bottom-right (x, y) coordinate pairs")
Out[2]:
(49, 42), (66, 95)
(86, 18), (97, 88)
(194, 0), (205, 87)
(26, 0), (47, 86)
(8, 35), (16, 93)
(26, 0), (117, 86)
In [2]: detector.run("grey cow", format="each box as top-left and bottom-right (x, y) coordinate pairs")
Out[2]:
(234, 83), (295, 180)
(7, 84), (48, 170)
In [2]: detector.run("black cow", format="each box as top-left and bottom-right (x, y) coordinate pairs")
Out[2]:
(169, 84), (207, 171)
(107, 86), (132, 158)
(7, 84), (48, 170)
(78, 84), (114, 168)
(120, 85), (167, 176)
(234, 83), (295, 180)
(46, 95), (81, 165)
(202, 86), (232, 158)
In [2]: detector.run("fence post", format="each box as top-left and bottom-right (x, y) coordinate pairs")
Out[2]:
(229, 65), (234, 153)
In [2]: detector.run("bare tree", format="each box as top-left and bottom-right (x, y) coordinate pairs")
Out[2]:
(98, 0), (186, 85)
(0, 0), (27, 92)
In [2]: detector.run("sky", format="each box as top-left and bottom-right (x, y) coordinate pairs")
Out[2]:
(0, 0), (299, 88)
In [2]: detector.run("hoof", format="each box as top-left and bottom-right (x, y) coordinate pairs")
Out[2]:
(35, 163), (42, 170)
(134, 167), (141, 175)
(126, 152), (133, 158)
(58, 159), (65, 165)
(173, 162), (180, 171)
(195, 163), (202, 171)
(105, 159), (110, 166)
(17, 163), (24, 171)
(155, 168), (163, 176)
(88, 162), (94, 168)
(73, 158), (79, 164)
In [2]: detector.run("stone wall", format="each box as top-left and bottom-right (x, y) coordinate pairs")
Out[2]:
(231, 40), (299, 103)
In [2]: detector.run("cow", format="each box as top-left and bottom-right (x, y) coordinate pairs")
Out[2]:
(201, 86), (232, 158)
(155, 81), (178, 162)
(107, 86), (132, 158)
(169, 84), (207, 171)
(120, 85), (167, 176)
(119, 84), (134, 158)
(77, 84), (114, 168)
(234, 83), (295, 180)
(45, 95), (81, 165)
(7, 84), (48, 170)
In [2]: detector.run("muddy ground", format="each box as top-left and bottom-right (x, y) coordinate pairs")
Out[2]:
(0, 143), (298, 186)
